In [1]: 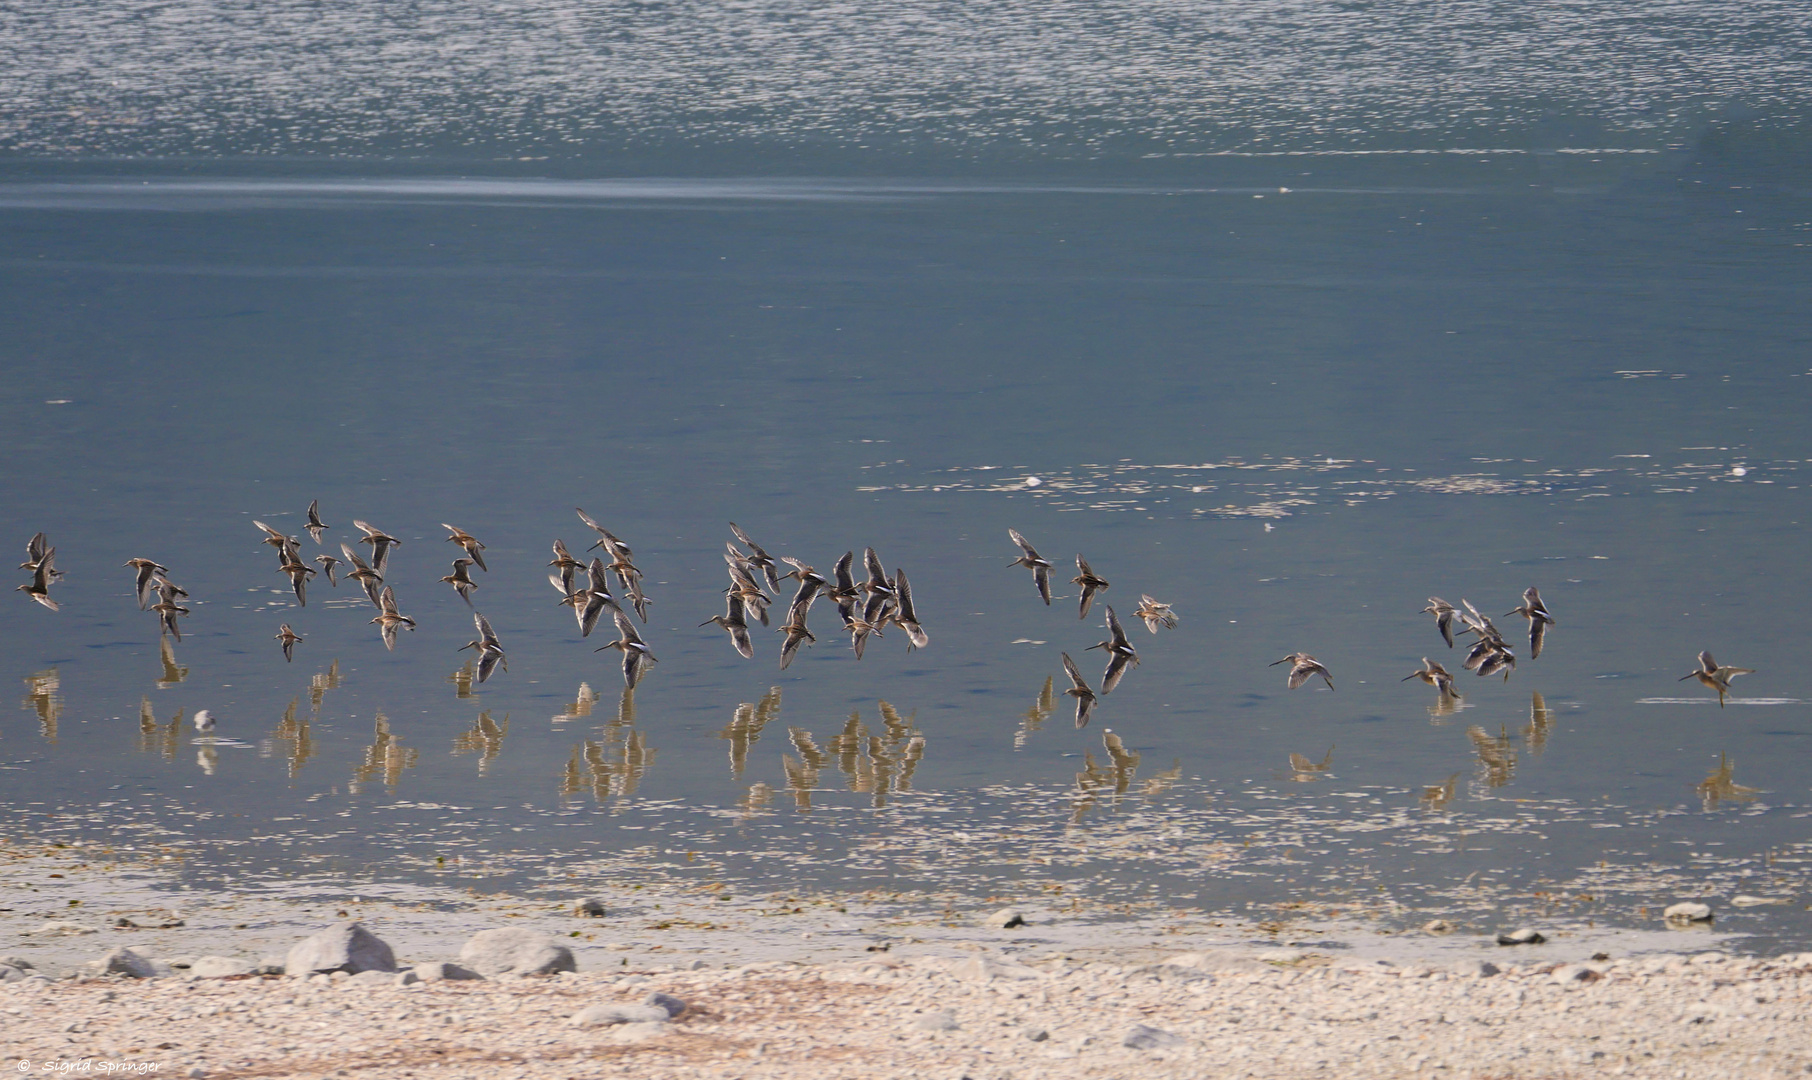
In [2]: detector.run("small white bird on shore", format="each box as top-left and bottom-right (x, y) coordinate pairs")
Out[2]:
(193, 709), (216, 735)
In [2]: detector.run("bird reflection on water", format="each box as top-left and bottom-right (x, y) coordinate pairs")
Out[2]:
(1467, 725), (1517, 789)
(1015, 675), (1055, 749)
(718, 686), (783, 779)
(1070, 731), (1141, 823)
(22, 668), (60, 744)
(559, 688), (654, 804)
(266, 697), (317, 779)
(1697, 752), (1761, 811)
(451, 710), (509, 774)
(777, 701), (924, 811)
(349, 712), (418, 795)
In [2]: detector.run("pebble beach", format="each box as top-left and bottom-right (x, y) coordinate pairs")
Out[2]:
(5, 844), (1810, 1080)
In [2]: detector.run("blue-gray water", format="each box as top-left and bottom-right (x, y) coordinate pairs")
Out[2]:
(2, 2), (1811, 951)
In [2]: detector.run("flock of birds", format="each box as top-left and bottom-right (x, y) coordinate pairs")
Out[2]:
(14, 506), (1762, 740)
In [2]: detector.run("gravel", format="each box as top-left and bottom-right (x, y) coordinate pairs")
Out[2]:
(6, 948), (1812, 1078)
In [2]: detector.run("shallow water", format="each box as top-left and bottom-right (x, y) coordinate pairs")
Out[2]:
(3, 3), (1811, 954)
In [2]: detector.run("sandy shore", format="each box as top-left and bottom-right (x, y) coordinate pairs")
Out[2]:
(7, 946), (1812, 1079)
(6, 840), (1809, 1078)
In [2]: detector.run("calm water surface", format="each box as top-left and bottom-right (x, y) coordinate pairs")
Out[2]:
(2, 1), (1811, 951)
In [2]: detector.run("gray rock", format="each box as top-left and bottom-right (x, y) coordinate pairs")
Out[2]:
(1461, 960), (1501, 978)
(574, 898), (607, 918)
(413, 961), (484, 983)
(459, 928), (577, 977)
(911, 1010), (960, 1032)
(1551, 963), (1603, 985)
(1664, 902), (1714, 923)
(1422, 919), (1455, 935)
(571, 1003), (672, 1027)
(0, 964), (25, 984)
(35, 921), (99, 937)
(252, 963), (285, 976)
(953, 955), (1042, 983)
(189, 956), (257, 979)
(1023, 1026), (1050, 1042)
(641, 991), (687, 1018)
(284, 922), (398, 976)
(395, 970), (421, 987)
(1496, 928), (1546, 946)
(89, 947), (160, 979)
(0, 956), (36, 971)
(984, 907), (1027, 929)
(1123, 1024), (1187, 1050)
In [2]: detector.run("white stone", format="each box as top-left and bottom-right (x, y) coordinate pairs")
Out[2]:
(571, 1003), (671, 1027)
(1664, 903), (1713, 923)
(459, 928), (577, 977)
(952, 955), (1042, 983)
(284, 922), (398, 976)
(189, 956), (258, 979)
(1123, 1024), (1187, 1050)
(984, 907), (1028, 929)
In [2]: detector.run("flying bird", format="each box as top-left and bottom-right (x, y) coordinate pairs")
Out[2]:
(124, 558), (168, 610)
(352, 520), (401, 574)
(1679, 650), (1756, 707)
(440, 558), (480, 605)
(370, 585), (417, 650)
(441, 524), (488, 572)
(1085, 606), (1140, 692)
(1402, 657), (1459, 698)
(729, 522), (782, 593)
(1271, 652), (1335, 690)
(304, 500), (330, 545)
(701, 593), (755, 659)
(596, 610), (657, 688)
(1060, 652), (1097, 728)
(459, 611), (507, 683)
(1422, 597), (1458, 649)
(1133, 594), (1178, 633)
(1504, 587), (1556, 659)
(1007, 529), (1053, 605)
(890, 567), (930, 651)
(276, 624), (302, 662)
(313, 553), (339, 587)
(1071, 555), (1109, 619)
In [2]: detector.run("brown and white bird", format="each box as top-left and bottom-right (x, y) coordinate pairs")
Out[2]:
(124, 558), (168, 610)
(440, 557), (480, 606)
(276, 623), (302, 662)
(1085, 606), (1139, 693)
(1504, 587), (1556, 659)
(1402, 657), (1459, 698)
(1071, 555), (1109, 619)
(313, 552), (339, 587)
(459, 611), (507, 683)
(1007, 529), (1054, 605)
(340, 544), (385, 608)
(370, 585), (417, 650)
(1679, 650), (1756, 707)
(18, 546), (60, 611)
(596, 610), (657, 688)
(701, 592), (755, 660)
(278, 556), (315, 606)
(352, 520), (402, 574)
(1422, 597), (1458, 649)
(1133, 594), (1178, 633)
(442, 524), (488, 572)
(890, 567), (930, 651)
(1060, 651), (1098, 728)
(729, 522), (782, 593)
(1271, 652), (1335, 690)
(304, 500), (330, 545)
